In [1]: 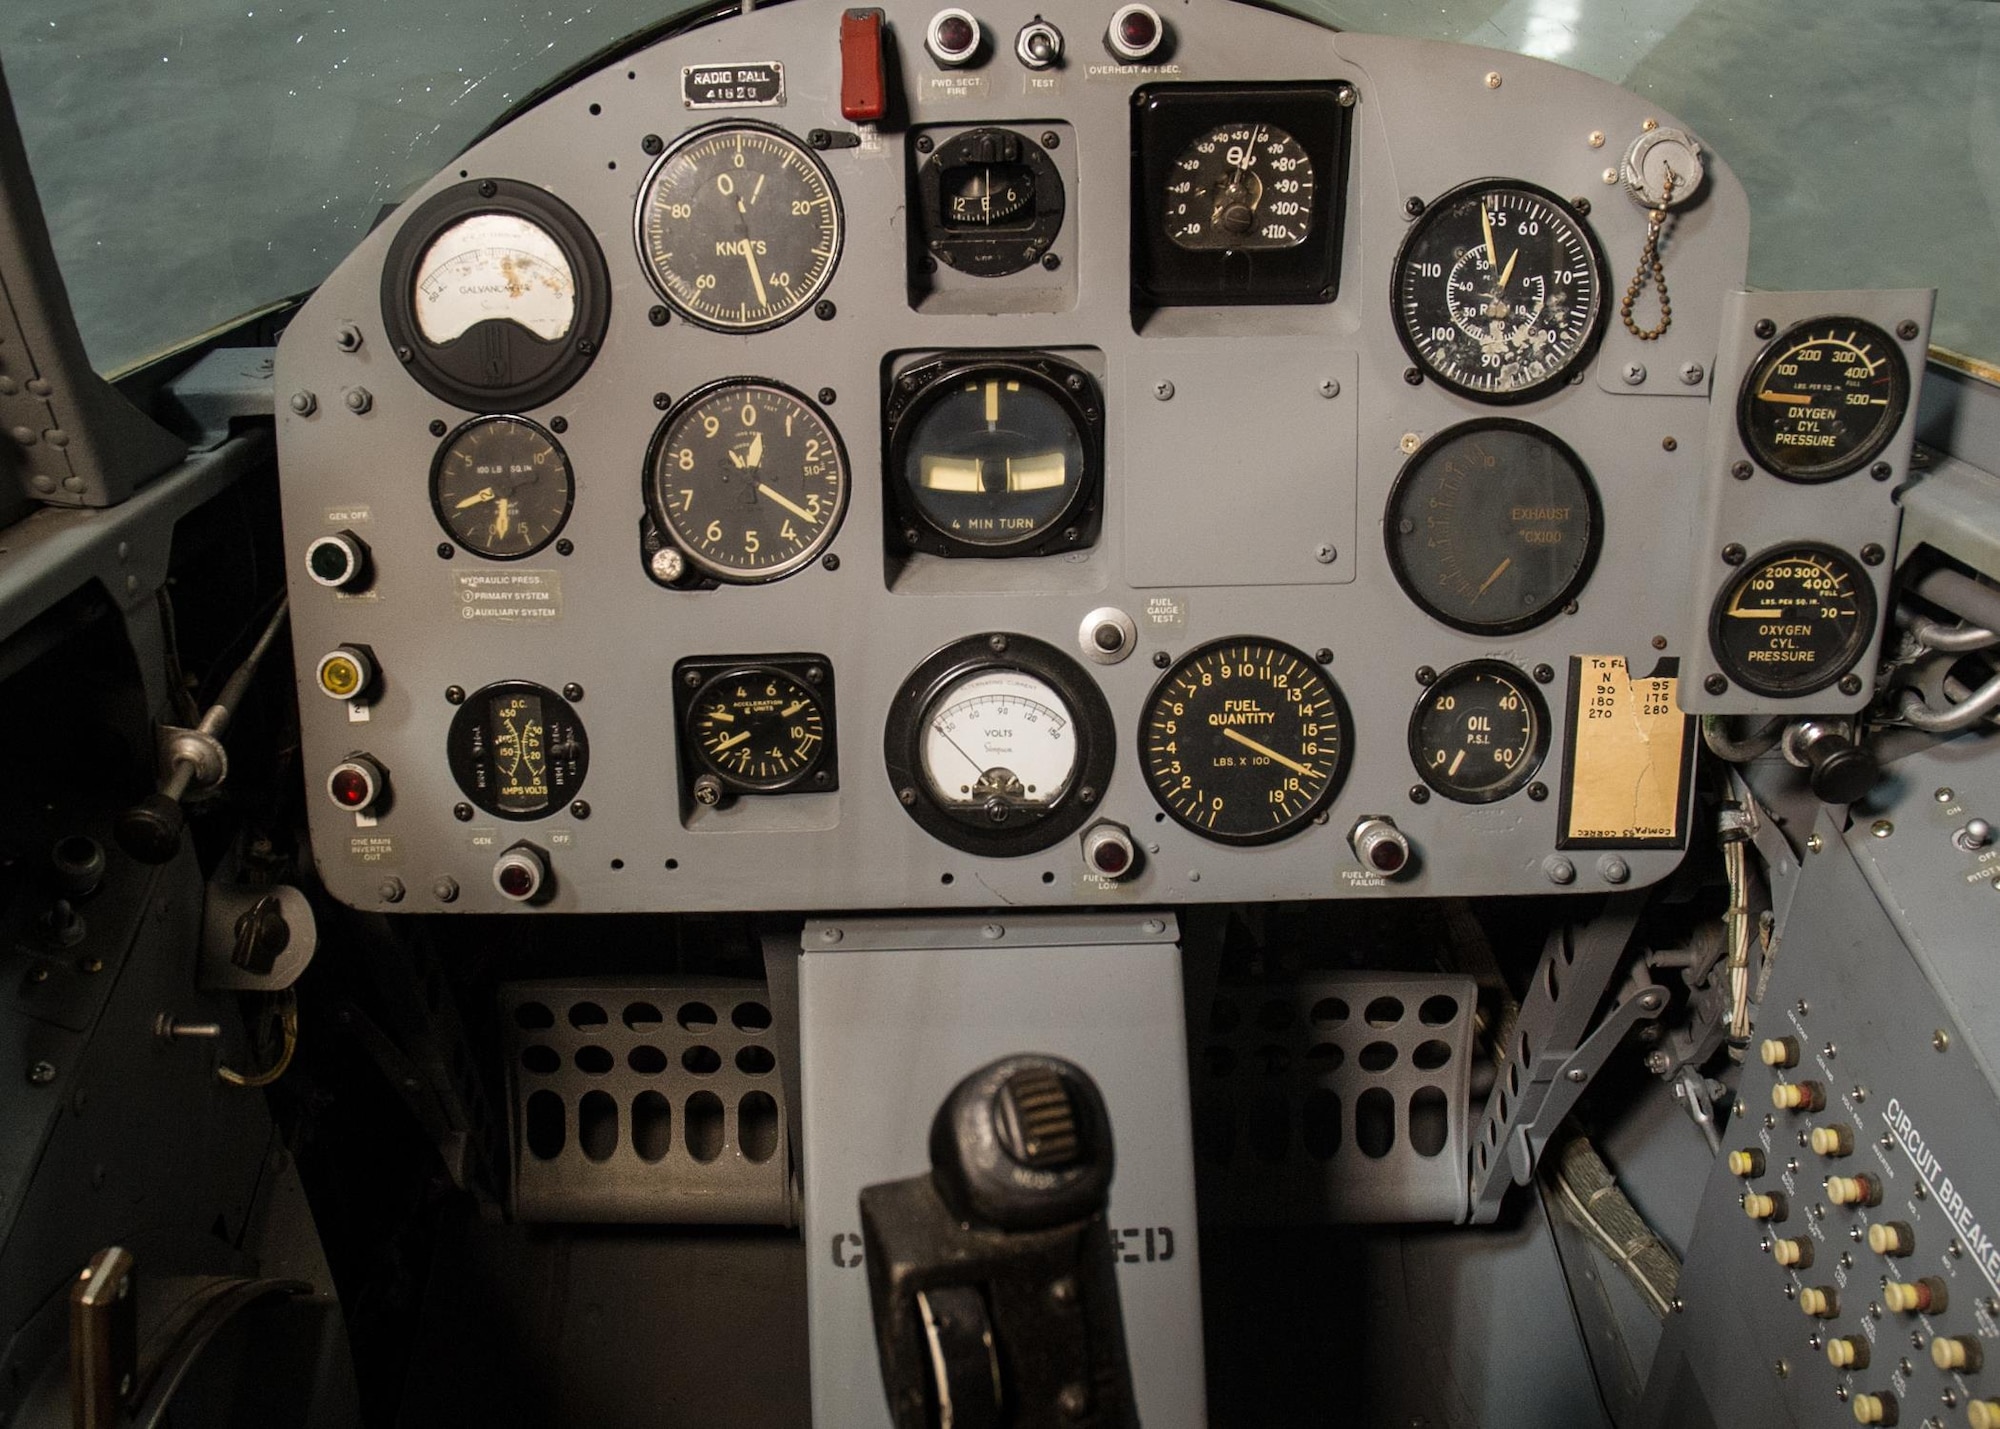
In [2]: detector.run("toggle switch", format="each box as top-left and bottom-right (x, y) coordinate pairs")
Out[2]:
(839, 9), (888, 121)
(1015, 18), (1062, 68)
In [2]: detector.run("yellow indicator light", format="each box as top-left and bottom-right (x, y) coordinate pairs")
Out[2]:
(316, 648), (371, 701)
(920, 456), (984, 492)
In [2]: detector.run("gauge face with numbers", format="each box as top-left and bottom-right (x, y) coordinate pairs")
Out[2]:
(1738, 318), (1910, 481)
(1408, 661), (1549, 804)
(646, 381), (847, 583)
(1393, 179), (1607, 403)
(430, 416), (573, 559)
(635, 123), (841, 332)
(689, 666), (831, 793)
(1710, 544), (1877, 698)
(1165, 122), (1316, 251)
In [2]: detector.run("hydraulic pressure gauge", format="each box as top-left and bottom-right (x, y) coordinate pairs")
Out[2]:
(431, 416), (573, 559)
(1393, 179), (1607, 403)
(1385, 420), (1602, 636)
(1710, 544), (1878, 698)
(1738, 318), (1910, 481)
(885, 353), (1103, 558)
(646, 381), (848, 583)
(446, 681), (590, 820)
(1408, 661), (1549, 804)
(1139, 638), (1352, 844)
(382, 179), (610, 412)
(885, 635), (1116, 856)
(635, 123), (841, 332)
(677, 658), (836, 798)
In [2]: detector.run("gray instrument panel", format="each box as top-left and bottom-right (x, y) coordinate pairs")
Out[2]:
(277, 0), (1764, 914)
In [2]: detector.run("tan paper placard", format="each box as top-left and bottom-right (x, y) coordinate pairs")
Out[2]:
(1558, 655), (1691, 849)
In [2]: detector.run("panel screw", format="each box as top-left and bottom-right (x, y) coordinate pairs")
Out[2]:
(1643, 1052), (1669, 1075)
(446, 686), (466, 704)
(1705, 674), (1728, 695)
(453, 803), (474, 822)
(817, 387), (837, 405)
(556, 538), (574, 556)
(807, 667), (825, 684)
(437, 542), (455, 559)
(1403, 367), (1423, 386)
(1533, 664), (1555, 684)
(335, 323), (363, 352)
(1416, 666), (1437, 685)
(1755, 318), (1777, 339)
(378, 877), (406, 903)
(1404, 196), (1425, 217)
(649, 547), (686, 583)
(915, 135), (934, 154)
(1314, 647), (1333, 663)
(1933, 1029), (1950, 1052)
(1041, 130), (1060, 147)
(1572, 196), (1591, 215)
(1042, 253), (1061, 271)
(1153, 651), (1170, 668)
(550, 416), (568, 434)
(288, 391), (317, 416)
(1154, 380), (1175, 401)
(1870, 461), (1892, 481)
(477, 179), (498, 198)
(1314, 543), (1337, 564)
(822, 552), (841, 571)
(563, 683), (584, 701)
(1651, 635), (1668, 650)
(1936, 787), (1955, 803)
(1484, 70), (1502, 88)
(1722, 543), (1746, 565)
(429, 419), (448, 437)
(1334, 85), (1357, 107)
(1680, 362), (1705, 385)
(1897, 320), (1919, 341)
(27, 1061), (56, 1086)
(1319, 377), (1341, 398)
(815, 300), (836, 321)
(899, 787), (917, 805)
(396, 345), (413, 363)
(1057, 1385), (1089, 1419)
(344, 387), (373, 414)
(988, 634), (1009, 653)
(1409, 785), (1430, 804)
(1050, 1277), (1077, 1306)
(1731, 460), (1753, 480)
(653, 391), (672, 410)
(1622, 363), (1647, 386)
(1599, 855), (1631, 884)
(1528, 782), (1549, 801)
(641, 134), (663, 155)
(1839, 674), (1863, 696)
(1860, 543), (1884, 566)
(649, 306), (670, 326)
(1544, 856), (1576, 885)
(1871, 820), (1893, 838)
(1662, 437), (1677, 452)
(433, 878), (459, 903)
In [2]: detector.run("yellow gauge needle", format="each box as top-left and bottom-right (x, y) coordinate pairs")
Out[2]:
(1221, 727), (1318, 779)
(454, 486), (496, 510)
(1475, 556), (1512, 598)
(1758, 391), (1816, 403)
(1729, 606), (1786, 618)
(726, 447), (745, 469)
(1448, 749), (1466, 776)
(782, 700), (807, 716)
(745, 432), (764, 468)
(756, 482), (819, 524)
(1481, 203), (1499, 270)
(493, 498), (511, 541)
(742, 246), (769, 310)
(711, 730), (752, 752)
(1498, 248), (1518, 289)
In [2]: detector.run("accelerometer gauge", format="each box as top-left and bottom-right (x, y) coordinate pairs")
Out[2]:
(646, 381), (847, 582)
(1393, 179), (1606, 403)
(685, 664), (833, 795)
(885, 635), (1116, 856)
(381, 179), (610, 412)
(431, 416), (572, 559)
(1140, 639), (1351, 845)
(1408, 661), (1549, 804)
(1385, 420), (1602, 636)
(1738, 318), (1910, 481)
(914, 127), (1066, 277)
(886, 354), (1102, 558)
(1166, 122), (1315, 251)
(1710, 544), (1878, 698)
(636, 123), (841, 332)
(446, 681), (589, 820)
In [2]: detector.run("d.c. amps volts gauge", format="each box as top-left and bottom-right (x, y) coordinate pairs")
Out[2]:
(1139, 638), (1352, 845)
(446, 682), (590, 819)
(1738, 318), (1911, 481)
(646, 381), (848, 582)
(1408, 661), (1549, 804)
(914, 127), (1066, 277)
(1710, 544), (1878, 698)
(885, 635), (1115, 857)
(1392, 179), (1606, 403)
(635, 123), (841, 332)
(1385, 420), (1602, 635)
(885, 353), (1103, 558)
(431, 416), (572, 559)
(381, 179), (610, 412)
(674, 656), (837, 799)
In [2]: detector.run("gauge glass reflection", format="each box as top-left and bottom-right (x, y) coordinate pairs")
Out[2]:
(1165, 122), (1315, 251)
(1409, 661), (1548, 803)
(1711, 545), (1876, 698)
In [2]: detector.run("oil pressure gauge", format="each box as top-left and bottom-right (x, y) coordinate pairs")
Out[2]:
(1408, 661), (1548, 804)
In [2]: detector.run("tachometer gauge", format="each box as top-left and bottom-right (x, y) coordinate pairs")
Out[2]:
(1393, 179), (1606, 403)
(446, 681), (590, 820)
(1140, 638), (1351, 845)
(685, 664), (833, 795)
(1166, 122), (1315, 251)
(1738, 318), (1910, 481)
(431, 416), (573, 560)
(1408, 661), (1548, 804)
(636, 123), (841, 332)
(1386, 420), (1602, 635)
(885, 353), (1103, 558)
(381, 179), (609, 412)
(885, 635), (1116, 856)
(646, 381), (847, 583)
(1710, 544), (1877, 698)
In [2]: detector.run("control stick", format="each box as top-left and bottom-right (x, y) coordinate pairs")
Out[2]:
(859, 1054), (1138, 1429)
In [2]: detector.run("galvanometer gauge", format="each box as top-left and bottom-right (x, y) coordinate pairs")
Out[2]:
(678, 659), (835, 797)
(1710, 544), (1877, 698)
(1408, 661), (1548, 804)
(646, 381), (847, 582)
(382, 179), (610, 412)
(431, 416), (573, 559)
(1139, 638), (1351, 845)
(1393, 179), (1606, 403)
(1385, 420), (1602, 635)
(884, 635), (1115, 856)
(635, 123), (841, 332)
(446, 681), (590, 820)
(1738, 318), (1911, 481)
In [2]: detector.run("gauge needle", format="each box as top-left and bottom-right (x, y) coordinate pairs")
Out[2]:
(1498, 248), (1518, 289)
(1729, 606), (1786, 618)
(493, 498), (511, 541)
(742, 246), (769, 310)
(1481, 204), (1499, 270)
(1448, 750), (1466, 777)
(726, 448), (745, 469)
(711, 730), (752, 752)
(1221, 727), (1318, 779)
(1474, 556), (1512, 598)
(454, 486), (496, 509)
(756, 482), (819, 524)
(936, 727), (990, 779)
(745, 432), (763, 469)
(1758, 391), (1816, 403)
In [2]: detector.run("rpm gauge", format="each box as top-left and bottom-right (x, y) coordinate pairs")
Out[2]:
(1165, 122), (1316, 251)
(1140, 639), (1352, 845)
(1393, 179), (1606, 403)
(636, 123), (841, 332)
(431, 416), (572, 559)
(1386, 420), (1602, 636)
(1738, 318), (1910, 481)
(1711, 544), (1877, 698)
(1409, 661), (1548, 804)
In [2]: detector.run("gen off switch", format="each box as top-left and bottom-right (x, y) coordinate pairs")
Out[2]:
(494, 843), (551, 903)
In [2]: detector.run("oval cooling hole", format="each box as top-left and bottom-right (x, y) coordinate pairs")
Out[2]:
(732, 1002), (773, 1032)
(735, 1045), (775, 1076)
(740, 1091), (780, 1163)
(686, 1091), (725, 1163)
(1411, 1087), (1449, 1158)
(623, 1001), (664, 1031)
(519, 1045), (560, 1076)
(525, 1090), (565, 1160)
(1249, 1094), (1289, 1163)
(1413, 1040), (1452, 1071)
(1364, 996), (1404, 1028)
(633, 1091), (672, 1163)
(1305, 1042), (1344, 1072)
(1546, 955), (1562, 1002)
(677, 1001), (718, 1031)
(1358, 1041), (1397, 1072)
(575, 1045), (614, 1075)
(1356, 1087), (1396, 1159)
(578, 1091), (618, 1163)
(1310, 997), (1350, 1027)
(1418, 995), (1458, 1026)
(514, 1002), (555, 1031)
(628, 1045), (668, 1075)
(1256, 1044), (1291, 1076)
(683, 1045), (721, 1075)
(1303, 1089), (1342, 1160)
(567, 1001), (608, 1031)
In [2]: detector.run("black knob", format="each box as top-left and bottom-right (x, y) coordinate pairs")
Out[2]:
(1804, 733), (1878, 805)
(116, 793), (186, 864)
(50, 834), (107, 898)
(928, 1054), (1113, 1232)
(231, 894), (292, 973)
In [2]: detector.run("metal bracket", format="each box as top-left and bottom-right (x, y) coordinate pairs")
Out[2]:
(1503, 985), (1666, 1186)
